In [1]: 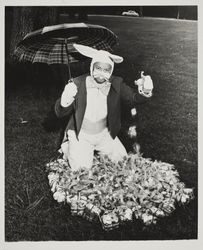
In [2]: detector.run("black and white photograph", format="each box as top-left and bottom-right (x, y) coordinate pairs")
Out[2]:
(2, 0), (200, 248)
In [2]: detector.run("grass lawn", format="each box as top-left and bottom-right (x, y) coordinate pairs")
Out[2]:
(5, 16), (197, 241)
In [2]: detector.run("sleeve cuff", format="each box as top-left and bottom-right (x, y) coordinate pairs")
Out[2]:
(55, 98), (73, 118)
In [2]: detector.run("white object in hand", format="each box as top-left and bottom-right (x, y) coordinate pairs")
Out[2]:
(60, 80), (78, 107)
(134, 71), (153, 97)
(142, 72), (153, 92)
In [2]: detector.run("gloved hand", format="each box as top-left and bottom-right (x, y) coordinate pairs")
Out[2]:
(134, 71), (153, 97)
(60, 79), (78, 107)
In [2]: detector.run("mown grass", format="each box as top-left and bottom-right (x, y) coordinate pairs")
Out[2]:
(5, 16), (197, 241)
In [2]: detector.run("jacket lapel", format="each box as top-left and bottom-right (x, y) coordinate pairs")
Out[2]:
(110, 75), (120, 93)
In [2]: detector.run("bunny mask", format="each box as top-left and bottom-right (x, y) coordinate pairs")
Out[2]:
(73, 44), (123, 81)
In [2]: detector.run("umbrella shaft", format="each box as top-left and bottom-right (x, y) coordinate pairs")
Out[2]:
(64, 40), (72, 80)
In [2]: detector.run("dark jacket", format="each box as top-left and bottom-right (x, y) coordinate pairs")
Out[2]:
(55, 74), (149, 139)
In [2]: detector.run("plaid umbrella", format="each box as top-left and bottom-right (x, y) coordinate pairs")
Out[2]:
(14, 22), (119, 78)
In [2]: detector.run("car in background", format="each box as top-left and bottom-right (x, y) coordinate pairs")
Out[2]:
(122, 10), (139, 17)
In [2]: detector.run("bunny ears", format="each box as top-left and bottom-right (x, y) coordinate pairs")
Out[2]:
(73, 43), (123, 64)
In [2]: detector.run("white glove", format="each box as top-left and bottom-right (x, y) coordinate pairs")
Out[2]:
(60, 80), (78, 107)
(134, 71), (153, 98)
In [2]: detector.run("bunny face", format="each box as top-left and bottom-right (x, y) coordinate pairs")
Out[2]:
(92, 62), (113, 83)
(90, 52), (114, 81)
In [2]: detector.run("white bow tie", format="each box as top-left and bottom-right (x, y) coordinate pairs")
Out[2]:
(86, 76), (111, 96)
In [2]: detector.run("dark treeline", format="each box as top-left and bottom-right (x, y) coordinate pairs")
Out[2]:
(59, 6), (197, 20)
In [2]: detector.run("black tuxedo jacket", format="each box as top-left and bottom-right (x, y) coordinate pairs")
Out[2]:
(55, 74), (149, 139)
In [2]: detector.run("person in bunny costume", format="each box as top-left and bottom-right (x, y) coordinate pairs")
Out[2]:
(55, 44), (153, 170)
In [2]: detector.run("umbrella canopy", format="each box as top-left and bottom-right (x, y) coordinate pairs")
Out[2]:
(14, 23), (119, 65)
